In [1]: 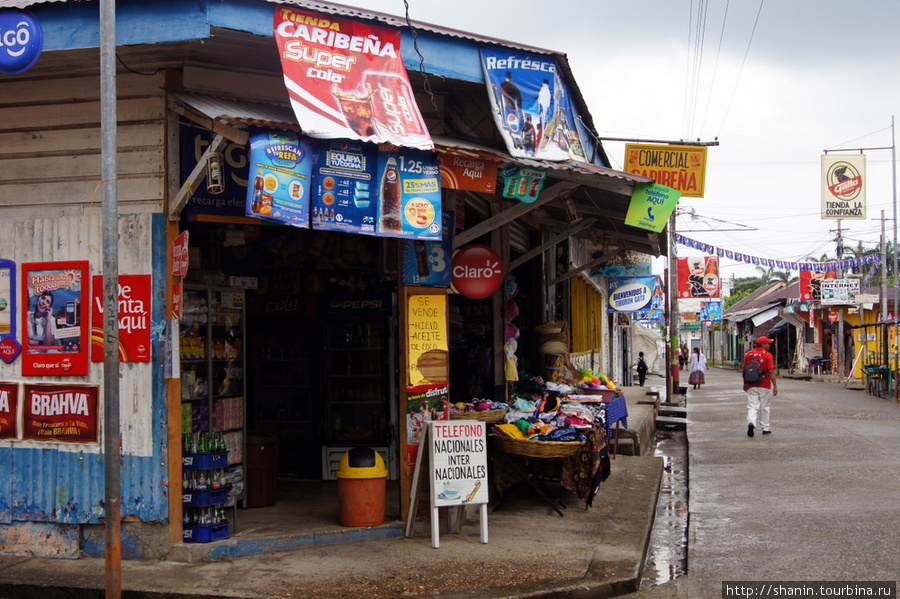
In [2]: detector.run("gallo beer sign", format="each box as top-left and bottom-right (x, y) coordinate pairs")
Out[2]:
(822, 154), (865, 220)
(624, 144), (707, 197)
(451, 245), (504, 300)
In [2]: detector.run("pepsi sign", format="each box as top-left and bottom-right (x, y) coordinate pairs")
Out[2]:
(0, 10), (42, 75)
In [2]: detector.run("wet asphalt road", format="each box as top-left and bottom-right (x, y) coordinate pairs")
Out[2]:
(629, 367), (900, 598)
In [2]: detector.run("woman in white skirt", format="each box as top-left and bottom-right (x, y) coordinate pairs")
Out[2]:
(688, 346), (707, 389)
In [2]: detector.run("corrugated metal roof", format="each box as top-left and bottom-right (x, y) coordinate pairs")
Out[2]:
(268, 0), (564, 56)
(170, 92), (301, 131)
(4, 0), (68, 7)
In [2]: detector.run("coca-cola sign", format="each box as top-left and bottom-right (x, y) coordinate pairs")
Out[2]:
(451, 245), (504, 300)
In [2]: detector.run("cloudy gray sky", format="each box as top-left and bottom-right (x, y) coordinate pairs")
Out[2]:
(351, 0), (900, 281)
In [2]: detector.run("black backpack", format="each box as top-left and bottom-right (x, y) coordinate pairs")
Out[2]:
(742, 353), (766, 386)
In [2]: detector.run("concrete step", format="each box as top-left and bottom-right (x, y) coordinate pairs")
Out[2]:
(658, 406), (687, 416)
(656, 415), (687, 429)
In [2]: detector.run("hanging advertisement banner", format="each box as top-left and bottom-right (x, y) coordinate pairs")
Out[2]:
(480, 47), (586, 162)
(246, 128), (312, 227)
(592, 252), (654, 277)
(310, 138), (378, 233)
(0, 382), (19, 439)
(499, 163), (546, 203)
(375, 146), (442, 240)
(90, 275), (152, 363)
(607, 276), (656, 313)
(821, 154), (865, 219)
(677, 256), (720, 299)
(274, 6), (432, 150)
(700, 301), (722, 322)
(181, 124), (252, 224)
(405, 384), (449, 466)
(820, 278), (859, 305)
(21, 261), (90, 376)
(799, 268), (837, 301)
(0, 260), (21, 364)
(402, 214), (452, 287)
(22, 383), (99, 443)
(438, 154), (497, 193)
(624, 183), (681, 232)
(623, 144), (707, 197)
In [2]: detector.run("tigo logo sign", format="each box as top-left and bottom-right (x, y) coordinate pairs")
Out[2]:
(0, 10), (43, 75)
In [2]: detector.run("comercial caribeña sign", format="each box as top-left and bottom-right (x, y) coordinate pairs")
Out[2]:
(624, 144), (707, 198)
(0, 9), (43, 75)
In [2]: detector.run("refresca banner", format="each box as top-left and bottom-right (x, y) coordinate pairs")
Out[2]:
(677, 256), (720, 299)
(480, 48), (586, 162)
(246, 128), (313, 227)
(274, 6), (432, 150)
(607, 276), (656, 313)
(624, 183), (680, 232)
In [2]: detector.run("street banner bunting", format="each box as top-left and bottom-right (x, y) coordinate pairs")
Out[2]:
(675, 234), (879, 272)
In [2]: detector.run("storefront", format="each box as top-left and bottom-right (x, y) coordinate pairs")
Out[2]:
(0, 0), (664, 558)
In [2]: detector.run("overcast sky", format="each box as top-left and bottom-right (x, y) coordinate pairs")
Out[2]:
(349, 0), (900, 281)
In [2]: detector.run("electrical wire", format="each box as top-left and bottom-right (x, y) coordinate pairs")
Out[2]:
(715, 0), (765, 135)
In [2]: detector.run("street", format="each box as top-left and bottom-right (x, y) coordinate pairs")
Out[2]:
(630, 366), (900, 598)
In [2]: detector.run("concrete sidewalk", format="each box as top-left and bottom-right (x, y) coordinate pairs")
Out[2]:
(0, 389), (665, 599)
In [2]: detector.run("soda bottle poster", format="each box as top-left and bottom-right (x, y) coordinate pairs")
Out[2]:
(90, 275), (152, 363)
(245, 128), (312, 227)
(274, 6), (433, 151)
(677, 256), (720, 299)
(310, 138), (378, 234)
(700, 301), (722, 323)
(401, 213), (452, 287)
(0, 259), (22, 364)
(22, 383), (99, 443)
(0, 382), (19, 439)
(800, 269), (837, 301)
(480, 47), (587, 162)
(375, 147), (442, 240)
(21, 261), (90, 377)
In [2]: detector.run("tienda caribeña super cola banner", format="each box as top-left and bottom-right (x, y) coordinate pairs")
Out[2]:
(274, 6), (433, 151)
(677, 256), (720, 299)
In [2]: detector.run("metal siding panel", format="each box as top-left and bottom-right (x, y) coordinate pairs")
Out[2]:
(0, 213), (169, 525)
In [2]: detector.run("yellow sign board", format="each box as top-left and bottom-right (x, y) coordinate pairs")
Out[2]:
(407, 295), (449, 386)
(624, 144), (707, 198)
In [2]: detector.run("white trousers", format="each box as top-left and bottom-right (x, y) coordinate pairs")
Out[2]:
(746, 386), (773, 432)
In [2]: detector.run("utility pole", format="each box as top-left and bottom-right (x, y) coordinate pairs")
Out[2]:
(836, 220), (844, 378)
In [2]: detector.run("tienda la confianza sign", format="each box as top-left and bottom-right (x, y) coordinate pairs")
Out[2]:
(624, 144), (707, 198)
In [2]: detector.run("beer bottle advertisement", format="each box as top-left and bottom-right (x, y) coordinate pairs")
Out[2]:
(375, 147), (442, 240)
(244, 128), (312, 227)
(309, 138), (379, 234)
(400, 214), (452, 287)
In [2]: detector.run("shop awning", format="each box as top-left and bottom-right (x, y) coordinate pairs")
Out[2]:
(751, 306), (781, 327)
(167, 92), (662, 256)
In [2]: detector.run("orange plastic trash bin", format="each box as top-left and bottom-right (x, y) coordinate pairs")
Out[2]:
(336, 447), (388, 527)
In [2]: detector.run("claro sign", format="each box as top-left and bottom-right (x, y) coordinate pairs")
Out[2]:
(451, 244), (504, 300)
(0, 10), (43, 75)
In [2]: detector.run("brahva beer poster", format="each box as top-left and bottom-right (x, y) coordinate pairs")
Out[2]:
(274, 6), (433, 150)
(677, 256), (720, 299)
(21, 261), (90, 376)
(22, 383), (99, 443)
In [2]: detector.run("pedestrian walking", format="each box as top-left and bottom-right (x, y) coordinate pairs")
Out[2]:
(679, 343), (689, 370)
(742, 336), (777, 437)
(688, 347), (707, 389)
(633, 351), (648, 386)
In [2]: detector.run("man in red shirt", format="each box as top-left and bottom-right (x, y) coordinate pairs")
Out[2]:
(743, 336), (777, 437)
